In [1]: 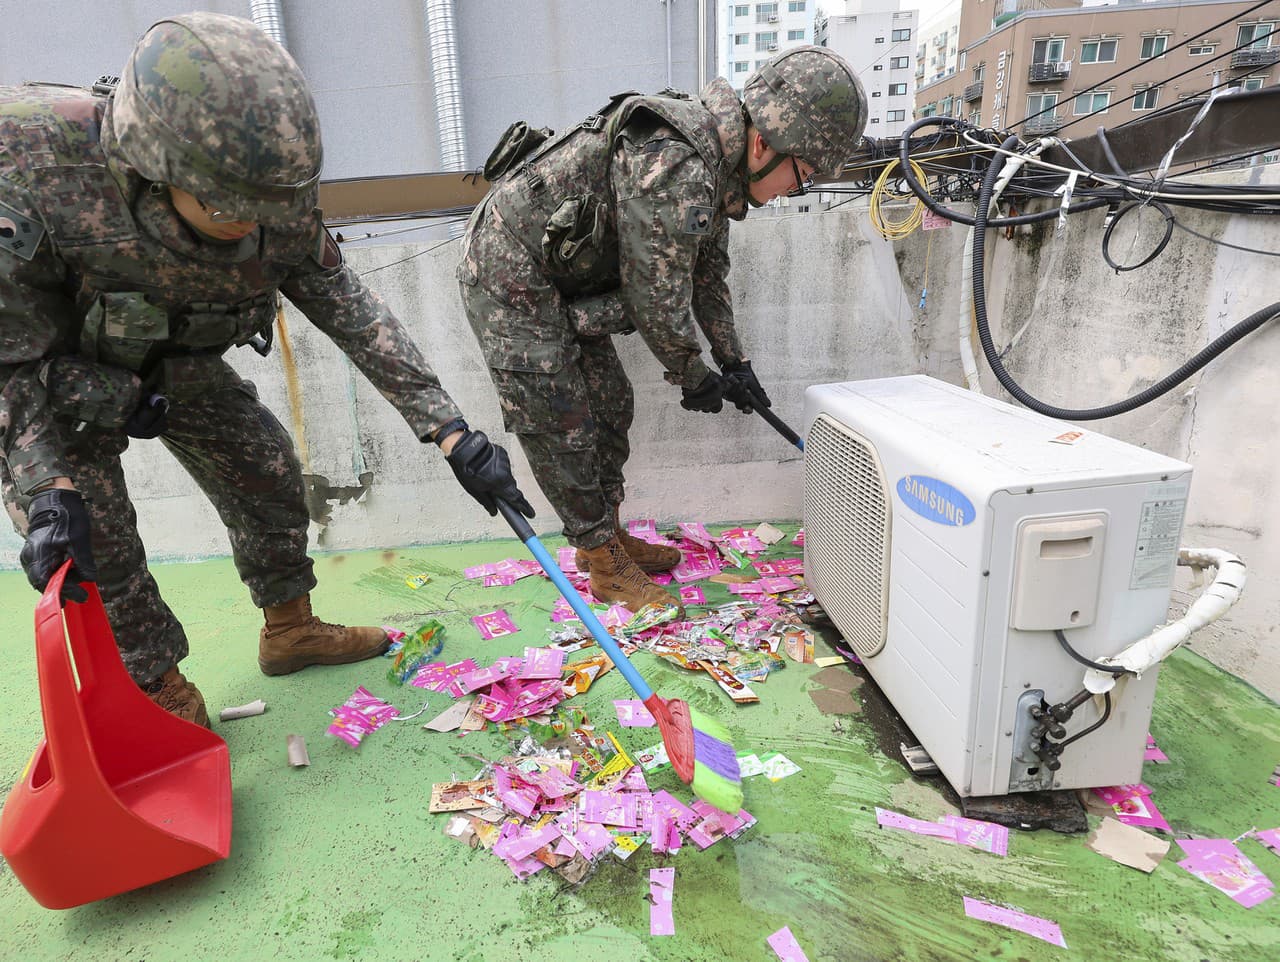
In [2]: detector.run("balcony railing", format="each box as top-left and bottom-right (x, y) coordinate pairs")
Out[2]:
(1023, 113), (1063, 135)
(963, 81), (984, 102)
(1231, 47), (1280, 69)
(1028, 60), (1071, 83)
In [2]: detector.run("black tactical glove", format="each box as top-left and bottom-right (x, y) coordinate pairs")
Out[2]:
(124, 393), (169, 439)
(679, 371), (731, 414)
(19, 489), (97, 604)
(445, 429), (535, 518)
(720, 359), (772, 414)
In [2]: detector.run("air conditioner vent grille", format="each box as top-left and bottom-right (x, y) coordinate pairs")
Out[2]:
(804, 414), (891, 657)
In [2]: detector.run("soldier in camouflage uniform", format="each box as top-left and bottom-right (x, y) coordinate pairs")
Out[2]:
(0, 13), (531, 727)
(458, 46), (866, 614)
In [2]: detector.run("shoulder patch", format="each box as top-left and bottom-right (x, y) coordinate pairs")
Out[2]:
(682, 204), (715, 236)
(0, 201), (46, 261)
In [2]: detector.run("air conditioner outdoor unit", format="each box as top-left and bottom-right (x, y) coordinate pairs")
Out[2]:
(1054, 60), (1072, 73)
(769, 14), (779, 22)
(769, 43), (779, 51)
(803, 376), (1192, 798)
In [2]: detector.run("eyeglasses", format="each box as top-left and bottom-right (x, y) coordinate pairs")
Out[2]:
(787, 157), (814, 198)
(196, 197), (249, 224)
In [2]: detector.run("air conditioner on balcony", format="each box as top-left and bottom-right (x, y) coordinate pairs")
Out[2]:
(1053, 60), (1072, 74)
(769, 43), (779, 51)
(769, 14), (779, 22)
(803, 376), (1192, 798)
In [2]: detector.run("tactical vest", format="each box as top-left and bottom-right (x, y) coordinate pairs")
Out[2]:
(1, 84), (319, 401)
(485, 89), (732, 306)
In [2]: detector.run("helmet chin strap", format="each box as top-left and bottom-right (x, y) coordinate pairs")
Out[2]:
(740, 151), (788, 208)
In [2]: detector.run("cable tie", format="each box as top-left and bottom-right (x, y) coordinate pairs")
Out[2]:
(1055, 171), (1079, 231)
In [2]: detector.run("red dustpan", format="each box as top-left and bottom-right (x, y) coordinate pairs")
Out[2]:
(0, 562), (232, 909)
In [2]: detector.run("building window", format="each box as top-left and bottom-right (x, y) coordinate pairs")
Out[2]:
(873, 64), (884, 71)
(889, 83), (908, 95)
(1242, 76), (1267, 90)
(1238, 23), (1276, 50)
(887, 109), (907, 122)
(756, 3), (779, 24)
(734, 4), (749, 17)
(1188, 44), (1217, 56)
(756, 31), (778, 51)
(734, 62), (750, 73)
(875, 37), (885, 44)
(959, 50), (967, 70)
(968, 110), (981, 126)
(869, 117), (880, 123)
(973, 63), (985, 83)
(1080, 39), (1118, 64)
(1140, 35), (1169, 59)
(1026, 92), (1058, 116)
(871, 90), (882, 97)
(1032, 38), (1066, 64)
(735, 33), (749, 45)
(788, 30), (805, 41)
(788, 0), (806, 10)
(1132, 87), (1159, 110)
(891, 56), (911, 69)
(1073, 91), (1110, 115)
(892, 28), (912, 42)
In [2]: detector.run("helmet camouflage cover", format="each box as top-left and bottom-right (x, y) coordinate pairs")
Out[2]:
(742, 45), (868, 179)
(107, 12), (322, 225)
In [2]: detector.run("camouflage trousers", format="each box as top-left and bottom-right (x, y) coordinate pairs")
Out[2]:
(1, 377), (316, 684)
(458, 217), (633, 550)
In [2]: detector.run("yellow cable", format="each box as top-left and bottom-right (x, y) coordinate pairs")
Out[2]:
(869, 157), (930, 241)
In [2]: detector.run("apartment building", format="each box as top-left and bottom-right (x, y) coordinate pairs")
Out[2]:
(916, 0), (1277, 137)
(719, 0), (818, 93)
(916, 5), (963, 90)
(817, 0), (921, 138)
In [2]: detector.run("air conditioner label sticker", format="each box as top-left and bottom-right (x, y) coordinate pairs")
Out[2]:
(896, 475), (975, 526)
(1130, 498), (1186, 589)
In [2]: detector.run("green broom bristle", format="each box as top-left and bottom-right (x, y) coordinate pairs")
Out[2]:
(688, 707), (744, 813)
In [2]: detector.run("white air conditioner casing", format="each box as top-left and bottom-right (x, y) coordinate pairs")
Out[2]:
(802, 376), (1192, 797)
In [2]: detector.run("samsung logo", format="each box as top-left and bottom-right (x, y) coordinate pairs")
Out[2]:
(896, 475), (975, 527)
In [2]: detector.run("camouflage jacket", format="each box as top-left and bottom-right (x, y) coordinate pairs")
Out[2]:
(0, 83), (462, 496)
(461, 78), (750, 390)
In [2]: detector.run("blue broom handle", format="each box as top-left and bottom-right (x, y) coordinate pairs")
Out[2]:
(496, 499), (654, 701)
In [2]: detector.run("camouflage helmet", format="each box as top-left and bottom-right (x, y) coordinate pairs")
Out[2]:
(742, 45), (867, 179)
(107, 12), (322, 226)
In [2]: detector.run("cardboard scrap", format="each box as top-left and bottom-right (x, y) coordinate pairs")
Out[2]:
(423, 698), (474, 733)
(753, 522), (786, 545)
(809, 688), (860, 715)
(429, 779), (495, 813)
(811, 666), (862, 694)
(1086, 817), (1170, 873)
(285, 734), (310, 768)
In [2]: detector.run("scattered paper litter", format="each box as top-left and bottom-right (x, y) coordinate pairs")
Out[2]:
(876, 808), (1009, 855)
(760, 752), (801, 781)
(285, 734), (310, 767)
(963, 897), (1066, 947)
(1144, 733), (1170, 764)
(767, 926), (811, 962)
(1086, 817), (1170, 873)
(649, 867), (675, 936)
(1093, 784), (1171, 831)
(753, 522), (786, 545)
(326, 687), (399, 747)
(423, 698), (474, 733)
(1177, 838), (1275, 907)
(813, 655), (844, 668)
(613, 699), (657, 728)
(472, 609), (519, 639)
(219, 699), (266, 721)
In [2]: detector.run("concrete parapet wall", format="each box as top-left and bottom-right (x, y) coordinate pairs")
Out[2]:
(3, 175), (1276, 698)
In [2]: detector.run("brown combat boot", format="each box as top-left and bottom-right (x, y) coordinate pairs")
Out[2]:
(141, 667), (211, 729)
(258, 593), (390, 676)
(580, 539), (685, 618)
(577, 506), (682, 574)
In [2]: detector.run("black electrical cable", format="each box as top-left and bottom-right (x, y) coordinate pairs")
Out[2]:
(896, 117), (1111, 227)
(1054, 692), (1113, 751)
(1101, 201), (1175, 272)
(970, 135), (1280, 420)
(1054, 629), (1135, 677)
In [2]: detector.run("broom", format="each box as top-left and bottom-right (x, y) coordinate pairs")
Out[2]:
(495, 498), (743, 814)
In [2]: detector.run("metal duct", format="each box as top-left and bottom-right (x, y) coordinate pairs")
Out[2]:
(424, 0), (467, 237)
(249, 0), (289, 48)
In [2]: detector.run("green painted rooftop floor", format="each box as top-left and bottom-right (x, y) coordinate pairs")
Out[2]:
(2, 527), (1279, 962)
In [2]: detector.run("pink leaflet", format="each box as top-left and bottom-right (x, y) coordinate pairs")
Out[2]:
(649, 868), (675, 936)
(963, 897), (1066, 947)
(766, 926), (811, 962)
(518, 646), (566, 679)
(875, 807), (958, 841)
